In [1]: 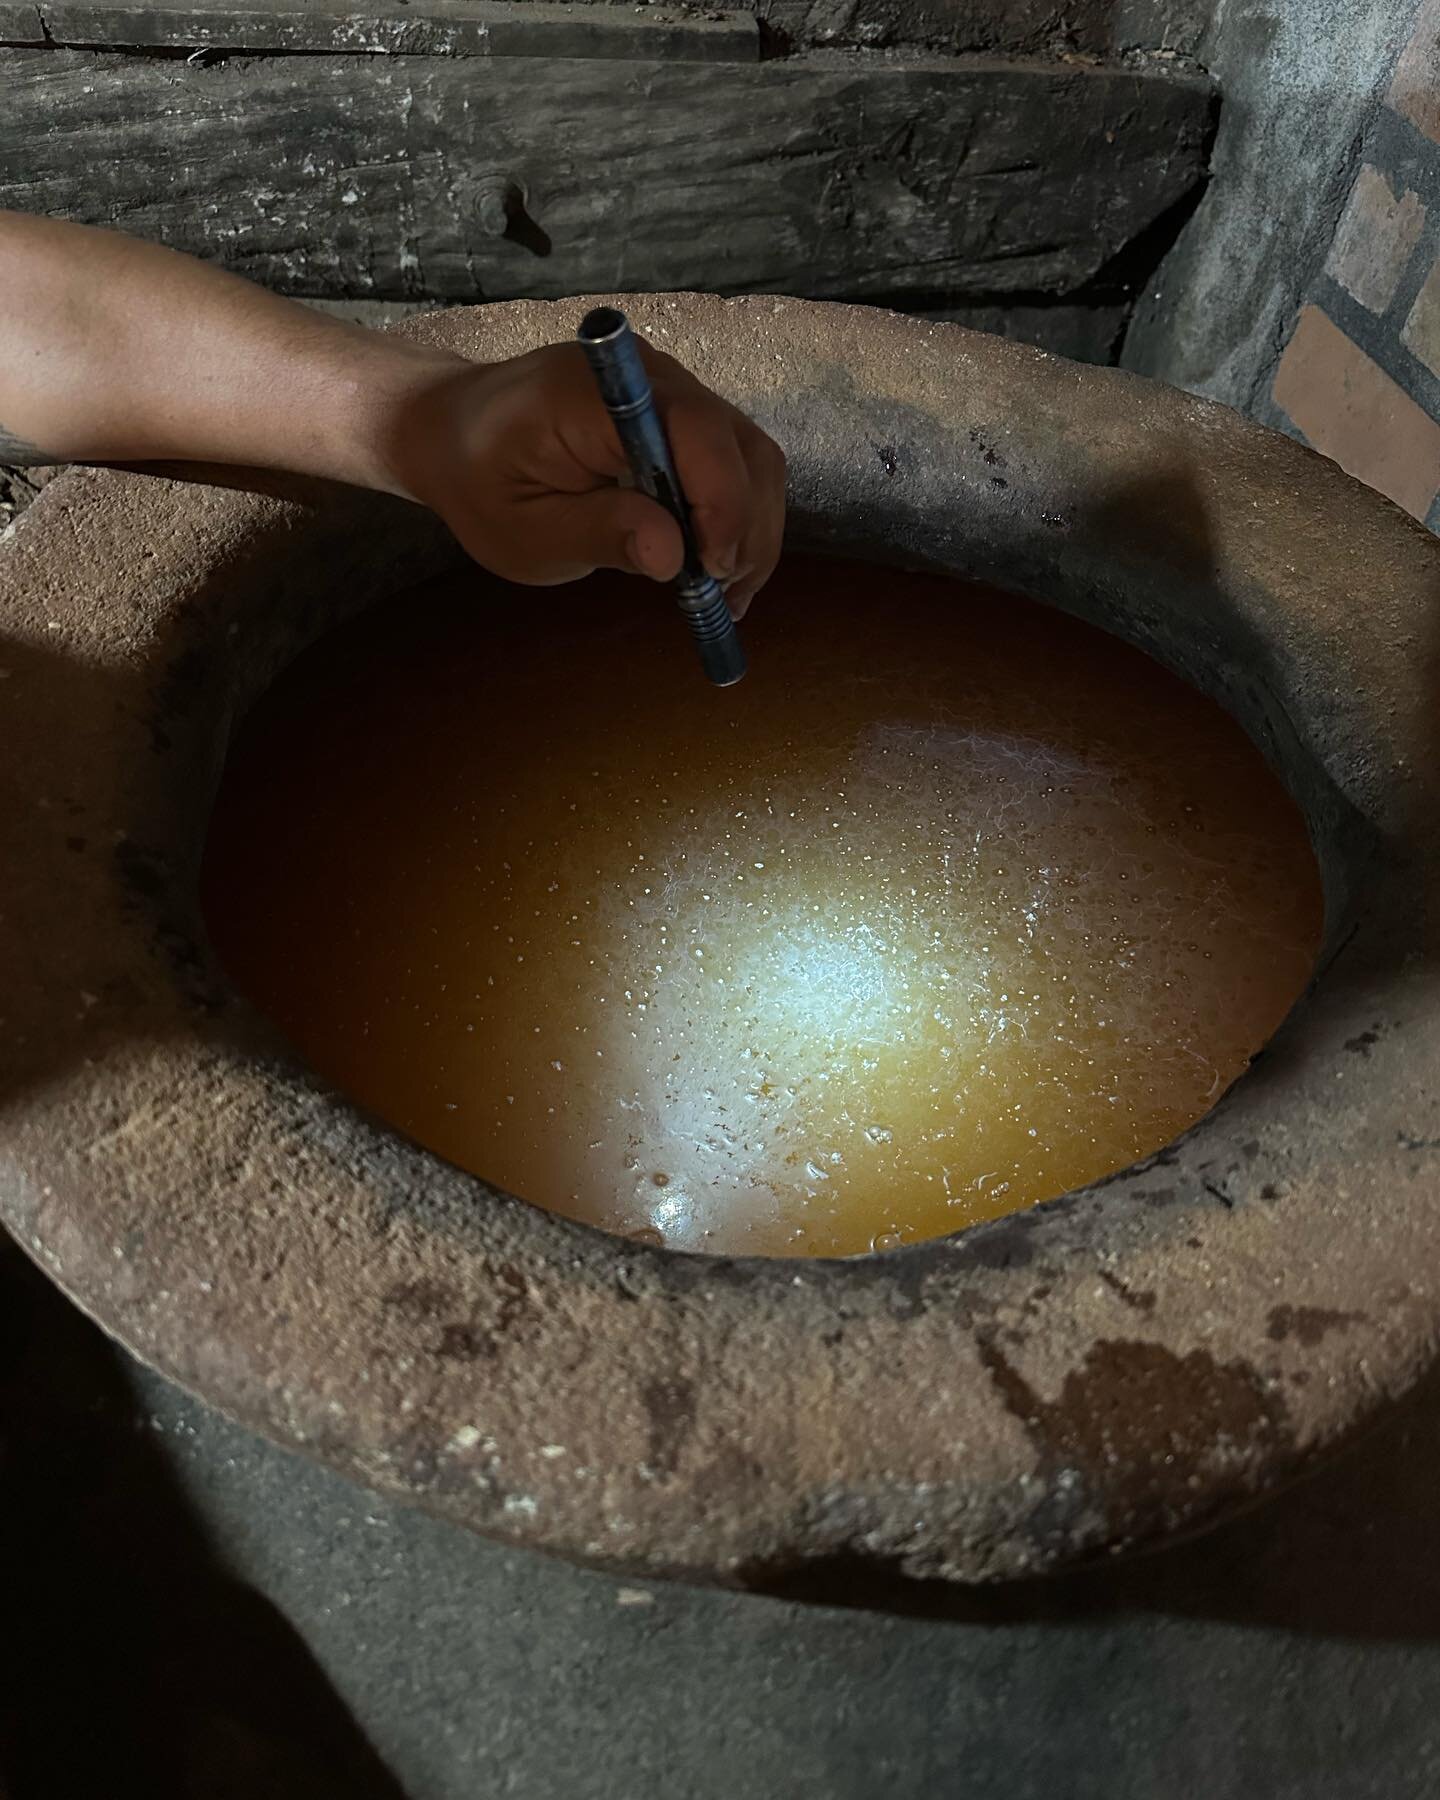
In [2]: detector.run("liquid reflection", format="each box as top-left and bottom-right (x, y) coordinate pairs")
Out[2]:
(202, 558), (1323, 1257)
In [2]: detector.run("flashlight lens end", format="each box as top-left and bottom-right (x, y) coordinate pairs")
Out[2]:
(578, 307), (629, 345)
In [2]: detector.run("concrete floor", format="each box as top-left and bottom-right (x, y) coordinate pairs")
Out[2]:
(3, 1235), (1439, 1799)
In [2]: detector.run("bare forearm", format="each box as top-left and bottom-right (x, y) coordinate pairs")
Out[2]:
(0, 211), (785, 607)
(0, 211), (462, 491)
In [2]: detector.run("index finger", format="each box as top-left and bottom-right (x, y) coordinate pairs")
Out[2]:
(661, 391), (751, 581)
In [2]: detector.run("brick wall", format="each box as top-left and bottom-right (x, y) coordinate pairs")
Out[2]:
(1269, 0), (1440, 527)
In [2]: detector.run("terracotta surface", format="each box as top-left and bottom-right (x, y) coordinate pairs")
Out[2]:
(2, 295), (1439, 1589)
(1273, 303), (1440, 520)
(1389, 0), (1440, 148)
(1322, 162), (1427, 315)
(1403, 259), (1440, 380)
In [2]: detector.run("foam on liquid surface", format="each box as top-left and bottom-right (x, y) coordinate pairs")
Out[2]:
(202, 558), (1322, 1257)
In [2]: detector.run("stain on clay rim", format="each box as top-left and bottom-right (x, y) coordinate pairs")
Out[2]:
(2, 294), (1439, 1592)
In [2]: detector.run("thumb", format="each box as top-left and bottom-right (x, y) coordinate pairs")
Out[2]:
(495, 487), (685, 585)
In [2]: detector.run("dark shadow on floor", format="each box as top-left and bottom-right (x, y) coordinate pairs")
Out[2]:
(0, 1233), (407, 1800)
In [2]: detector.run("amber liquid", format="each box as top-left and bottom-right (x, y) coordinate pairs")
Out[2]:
(202, 558), (1322, 1257)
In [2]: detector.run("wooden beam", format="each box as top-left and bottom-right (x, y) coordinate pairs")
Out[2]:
(0, 48), (1214, 304)
(0, 0), (1176, 63)
(0, 0), (761, 61)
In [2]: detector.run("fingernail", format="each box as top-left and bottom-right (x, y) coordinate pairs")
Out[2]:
(707, 547), (738, 582)
(626, 533), (655, 578)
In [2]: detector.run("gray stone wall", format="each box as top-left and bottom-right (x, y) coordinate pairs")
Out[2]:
(1123, 0), (1421, 410)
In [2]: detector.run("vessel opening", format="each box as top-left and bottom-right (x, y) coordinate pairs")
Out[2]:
(201, 555), (1323, 1257)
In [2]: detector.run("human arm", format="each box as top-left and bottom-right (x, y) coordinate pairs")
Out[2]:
(0, 212), (785, 613)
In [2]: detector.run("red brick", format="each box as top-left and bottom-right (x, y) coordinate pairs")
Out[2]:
(1273, 304), (1440, 520)
(1390, 0), (1440, 143)
(1402, 254), (1440, 378)
(1325, 164), (1426, 312)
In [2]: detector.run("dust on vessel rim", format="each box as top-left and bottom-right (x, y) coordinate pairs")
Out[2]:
(1, 293), (1438, 1593)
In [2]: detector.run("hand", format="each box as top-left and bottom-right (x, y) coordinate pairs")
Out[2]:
(381, 338), (787, 617)
(0, 212), (785, 607)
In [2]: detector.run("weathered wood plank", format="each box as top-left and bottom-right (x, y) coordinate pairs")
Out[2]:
(0, 0), (760, 61)
(0, 0), (1216, 61)
(0, 49), (1214, 304)
(756, 0), (1208, 58)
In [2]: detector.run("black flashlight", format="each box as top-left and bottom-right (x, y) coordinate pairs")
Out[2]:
(577, 307), (746, 688)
